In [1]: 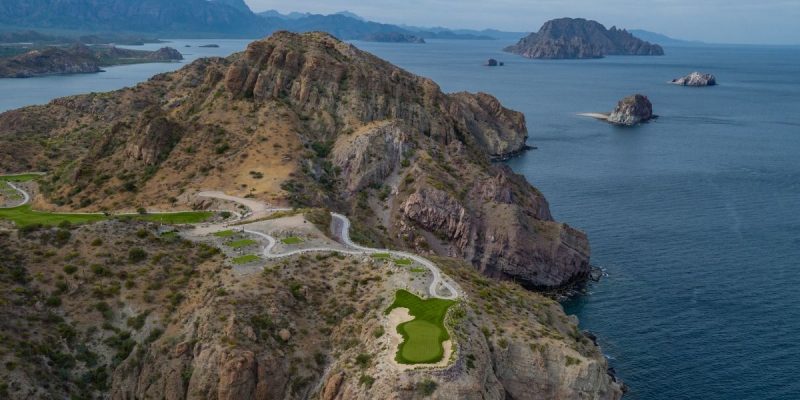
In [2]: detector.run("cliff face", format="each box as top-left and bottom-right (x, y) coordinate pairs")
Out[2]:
(505, 18), (664, 59)
(0, 43), (182, 78)
(0, 226), (622, 399)
(0, 31), (581, 289)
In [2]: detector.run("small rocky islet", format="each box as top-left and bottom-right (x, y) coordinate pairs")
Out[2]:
(671, 71), (717, 86)
(582, 94), (655, 126)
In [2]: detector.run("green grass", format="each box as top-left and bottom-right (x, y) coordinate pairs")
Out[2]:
(371, 253), (391, 259)
(394, 258), (413, 266)
(132, 211), (213, 224)
(281, 236), (303, 245)
(0, 205), (106, 227)
(227, 239), (257, 249)
(232, 254), (261, 264)
(160, 231), (178, 239)
(0, 173), (42, 183)
(386, 290), (455, 364)
(213, 230), (236, 237)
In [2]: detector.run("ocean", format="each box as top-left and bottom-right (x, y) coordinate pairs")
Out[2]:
(2, 38), (799, 399)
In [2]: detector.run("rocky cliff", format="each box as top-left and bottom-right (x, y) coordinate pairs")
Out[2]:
(0, 32), (582, 289)
(505, 18), (664, 59)
(0, 225), (622, 399)
(607, 94), (654, 126)
(0, 43), (182, 78)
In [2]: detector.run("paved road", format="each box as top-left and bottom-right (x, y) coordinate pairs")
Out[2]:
(199, 192), (459, 300)
(6, 182), (30, 206)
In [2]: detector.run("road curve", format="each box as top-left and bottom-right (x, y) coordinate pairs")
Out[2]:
(6, 182), (30, 206)
(198, 192), (458, 300)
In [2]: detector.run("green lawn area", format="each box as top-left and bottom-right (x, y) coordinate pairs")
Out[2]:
(227, 239), (257, 249)
(131, 211), (213, 224)
(232, 254), (261, 264)
(394, 258), (413, 266)
(386, 290), (455, 364)
(0, 205), (106, 227)
(213, 230), (236, 238)
(410, 267), (427, 273)
(0, 173), (42, 183)
(371, 252), (391, 259)
(281, 236), (303, 245)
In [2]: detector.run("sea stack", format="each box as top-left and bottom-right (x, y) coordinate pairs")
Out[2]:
(671, 72), (716, 86)
(607, 94), (654, 125)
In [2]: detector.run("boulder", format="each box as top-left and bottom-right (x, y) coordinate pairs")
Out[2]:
(607, 94), (654, 126)
(671, 71), (716, 86)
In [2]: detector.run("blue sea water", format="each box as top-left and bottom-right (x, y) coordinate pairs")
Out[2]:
(2, 38), (800, 399)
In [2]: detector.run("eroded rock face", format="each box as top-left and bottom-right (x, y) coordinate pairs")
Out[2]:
(505, 18), (664, 59)
(671, 72), (716, 86)
(607, 94), (654, 125)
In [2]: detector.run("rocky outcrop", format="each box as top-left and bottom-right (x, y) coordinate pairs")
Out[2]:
(671, 71), (716, 86)
(0, 43), (182, 78)
(505, 17), (664, 59)
(607, 94), (654, 125)
(485, 58), (504, 67)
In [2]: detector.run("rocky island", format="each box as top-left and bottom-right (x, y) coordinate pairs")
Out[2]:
(608, 94), (655, 125)
(0, 32), (623, 399)
(0, 43), (182, 78)
(505, 17), (664, 59)
(671, 71), (717, 86)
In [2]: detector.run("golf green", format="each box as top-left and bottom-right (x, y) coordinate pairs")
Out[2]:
(386, 289), (455, 364)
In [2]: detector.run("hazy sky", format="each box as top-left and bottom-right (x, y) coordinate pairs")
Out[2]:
(245, 0), (800, 45)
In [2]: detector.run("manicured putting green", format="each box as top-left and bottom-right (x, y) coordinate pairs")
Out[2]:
(281, 236), (303, 245)
(213, 230), (236, 237)
(410, 267), (426, 273)
(232, 254), (261, 264)
(386, 290), (455, 364)
(371, 253), (391, 259)
(227, 239), (257, 249)
(394, 258), (413, 265)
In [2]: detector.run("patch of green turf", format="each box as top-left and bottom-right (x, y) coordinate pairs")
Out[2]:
(394, 258), (413, 266)
(0, 173), (42, 183)
(386, 290), (455, 364)
(160, 231), (178, 239)
(281, 236), (303, 245)
(232, 254), (261, 264)
(227, 239), (257, 249)
(0, 205), (106, 227)
(213, 230), (236, 237)
(410, 267), (427, 273)
(371, 253), (391, 259)
(132, 211), (213, 224)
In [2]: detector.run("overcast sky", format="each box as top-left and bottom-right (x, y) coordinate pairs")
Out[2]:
(245, 0), (800, 45)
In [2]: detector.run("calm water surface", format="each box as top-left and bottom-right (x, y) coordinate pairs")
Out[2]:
(2, 38), (799, 399)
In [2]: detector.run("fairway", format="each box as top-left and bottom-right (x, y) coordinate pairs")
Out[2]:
(0, 205), (106, 227)
(213, 230), (236, 237)
(232, 254), (261, 264)
(132, 211), (213, 224)
(0, 173), (42, 183)
(386, 290), (455, 364)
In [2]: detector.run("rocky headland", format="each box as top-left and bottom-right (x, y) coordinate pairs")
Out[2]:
(0, 43), (182, 78)
(0, 31), (622, 399)
(607, 94), (655, 125)
(671, 71), (716, 86)
(505, 17), (664, 59)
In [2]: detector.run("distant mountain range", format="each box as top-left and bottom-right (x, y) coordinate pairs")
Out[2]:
(0, 1), (524, 41)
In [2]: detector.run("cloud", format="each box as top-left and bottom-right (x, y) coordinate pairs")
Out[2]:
(245, 0), (800, 44)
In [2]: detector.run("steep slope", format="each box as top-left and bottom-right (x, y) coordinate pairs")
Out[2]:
(0, 31), (585, 289)
(0, 223), (622, 399)
(505, 18), (664, 59)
